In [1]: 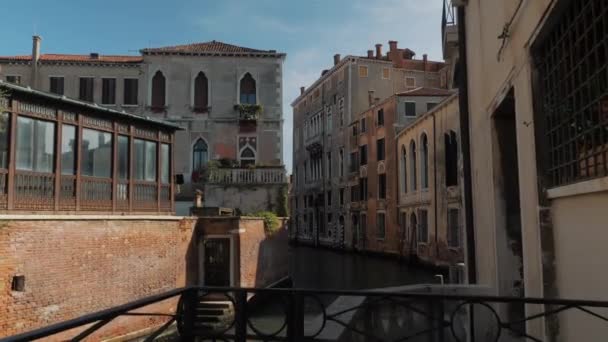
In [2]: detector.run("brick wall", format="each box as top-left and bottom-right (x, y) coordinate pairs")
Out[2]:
(0, 217), (197, 339)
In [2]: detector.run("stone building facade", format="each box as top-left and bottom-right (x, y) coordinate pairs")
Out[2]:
(290, 41), (445, 248)
(449, 0), (608, 339)
(395, 93), (463, 267)
(0, 37), (286, 214)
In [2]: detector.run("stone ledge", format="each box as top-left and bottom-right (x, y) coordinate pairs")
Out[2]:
(547, 176), (608, 199)
(0, 214), (192, 221)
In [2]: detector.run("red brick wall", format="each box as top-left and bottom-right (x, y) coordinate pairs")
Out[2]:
(0, 217), (197, 339)
(238, 218), (289, 288)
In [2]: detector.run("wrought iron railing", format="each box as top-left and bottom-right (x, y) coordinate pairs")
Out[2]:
(2, 286), (608, 342)
(208, 167), (287, 185)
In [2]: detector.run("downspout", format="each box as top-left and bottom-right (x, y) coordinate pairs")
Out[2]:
(433, 113), (439, 262)
(345, 60), (353, 249)
(457, 5), (477, 284)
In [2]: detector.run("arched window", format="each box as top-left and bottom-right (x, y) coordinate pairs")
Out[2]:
(239, 73), (256, 104)
(151, 71), (166, 109)
(240, 147), (256, 166)
(192, 139), (208, 171)
(401, 146), (407, 194)
(445, 130), (458, 186)
(194, 72), (208, 111)
(421, 134), (429, 189)
(409, 140), (417, 191)
(410, 212), (418, 243)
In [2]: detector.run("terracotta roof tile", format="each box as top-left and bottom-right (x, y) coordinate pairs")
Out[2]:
(0, 54), (143, 63)
(141, 40), (278, 54)
(397, 87), (455, 97)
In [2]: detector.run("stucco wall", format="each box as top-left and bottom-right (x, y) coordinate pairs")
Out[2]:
(203, 183), (286, 215)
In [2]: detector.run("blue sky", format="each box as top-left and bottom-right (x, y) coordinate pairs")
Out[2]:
(0, 0), (444, 173)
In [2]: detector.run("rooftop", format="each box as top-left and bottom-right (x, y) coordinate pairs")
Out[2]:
(0, 54), (143, 64)
(141, 40), (284, 56)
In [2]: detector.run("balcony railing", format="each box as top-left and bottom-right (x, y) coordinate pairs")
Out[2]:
(3, 286), (608, 342)
(442, 0), (459, 59)
(208, 167), (287, 185)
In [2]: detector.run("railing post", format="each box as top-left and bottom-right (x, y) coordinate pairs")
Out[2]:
(287, 291), (304, 340)
(234, 290), (247, 342)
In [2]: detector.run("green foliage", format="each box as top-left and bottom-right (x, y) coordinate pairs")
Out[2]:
(234, 104), (263, 120)
(276, 184), (288, 217)
(246, 211), (280, 235)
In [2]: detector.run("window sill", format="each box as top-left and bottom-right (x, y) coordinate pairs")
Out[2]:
(122, 104), (139, 108)
(546, 176), (608, 199)
(101, 103), (117, 107)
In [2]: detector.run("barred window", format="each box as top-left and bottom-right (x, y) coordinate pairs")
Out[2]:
(534, 0), (608, 186)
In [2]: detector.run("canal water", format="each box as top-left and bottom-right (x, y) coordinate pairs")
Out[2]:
(289, 245), (440, 289)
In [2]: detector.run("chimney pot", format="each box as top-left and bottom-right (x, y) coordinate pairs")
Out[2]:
(90, 52), (99, 59)
(375, 44), (382, 59)
(333, 54), (341, 66)
(388, 40), (398, 51)
(367, 50), (374, 58)
(423, 54), (428, 62)
(300, 86), (305, 95)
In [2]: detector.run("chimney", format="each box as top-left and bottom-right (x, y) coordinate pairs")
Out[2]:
(423, 54), (428, 86)
(31, 36), (41, 88)
(90, 52), (99, 59)
(367, 50), (374, 58)
(300, 86), (305, 95)
(375, 44), (382, 59)
(388, 40), (398, 52)
(333, 54), (341, 66)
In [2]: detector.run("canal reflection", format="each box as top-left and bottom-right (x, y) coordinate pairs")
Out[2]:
(289, 245), (439, 289)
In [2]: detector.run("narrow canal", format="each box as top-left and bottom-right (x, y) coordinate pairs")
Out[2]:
(288, 245), (440, 289)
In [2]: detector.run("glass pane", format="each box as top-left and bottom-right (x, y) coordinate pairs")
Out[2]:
(0, 113), (9, 169)
(81, 128), (112, 177)
(145, 141), (157, 181)
(135, 139), (156, 181)
(161, 143), (169, 184)
(16, 117), (55, 172)
(16, 117), (34, 171)
(118, 136), (129, 179)
(61, 124), (76, 175)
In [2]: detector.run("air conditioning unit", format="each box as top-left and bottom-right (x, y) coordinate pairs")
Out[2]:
(452, 0), (467, 6)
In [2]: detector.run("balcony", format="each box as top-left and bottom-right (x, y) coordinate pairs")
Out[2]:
(207, 167), (286, 185)
(6, 285), (608, 342)
(234, 104), (262, 122)
(442, 0), (459, 59)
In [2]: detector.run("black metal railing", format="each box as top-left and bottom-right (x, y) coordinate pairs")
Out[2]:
(2, 286), (608, 341)
(442, 0), (457, 43)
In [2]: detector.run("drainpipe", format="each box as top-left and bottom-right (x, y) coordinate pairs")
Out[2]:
(433, 113), (439, 263)
(456, 5), (477, 284)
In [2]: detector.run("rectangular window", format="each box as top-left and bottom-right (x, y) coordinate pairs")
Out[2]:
(405, 77), (416, 88)
(360, 118), (366, 133)
(359, 145), (367, 166)
(352, 123), (358, 136)
(339, 97), (344, 127)
(358, 65), (368, 77)
(49, 77), (64, 95)
(79, 77), (94, 102)
(61, 125), (76, 175)
(124, 79), (139, 105)
(161, 143), (170, 184)
(6, 75), (21, 84)
(377, 138), (385, 161)
(378, 174), (386, 199)
(448, 208), (460, 247)
(350, 151), (359, 172)
(377, 213), (386, 239)
(327, 213), (332, 224)
(101, 78), (116, 105)
(134, 139), (157, 181)
(339, 188), (344, 205)
(351, 185), (359, 202)
(382, 68), (390, 79)
(359, 177), (368, 200)
(377, 108), (384, 126)
(16, 117), (55, 173)
(405, 102), (416, 117)
(327, 152), (331, 178)
(339, 148), (344, 176)
(327, 190), (332, 206)
(418, 209), (428, 243)
(427, 102), (438, 111)
(118, 136), (129, 180)
(0, 113), (9, 169)
(81, 128), (112, 178)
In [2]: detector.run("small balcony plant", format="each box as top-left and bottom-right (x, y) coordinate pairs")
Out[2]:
(234, 104), (263, 121)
